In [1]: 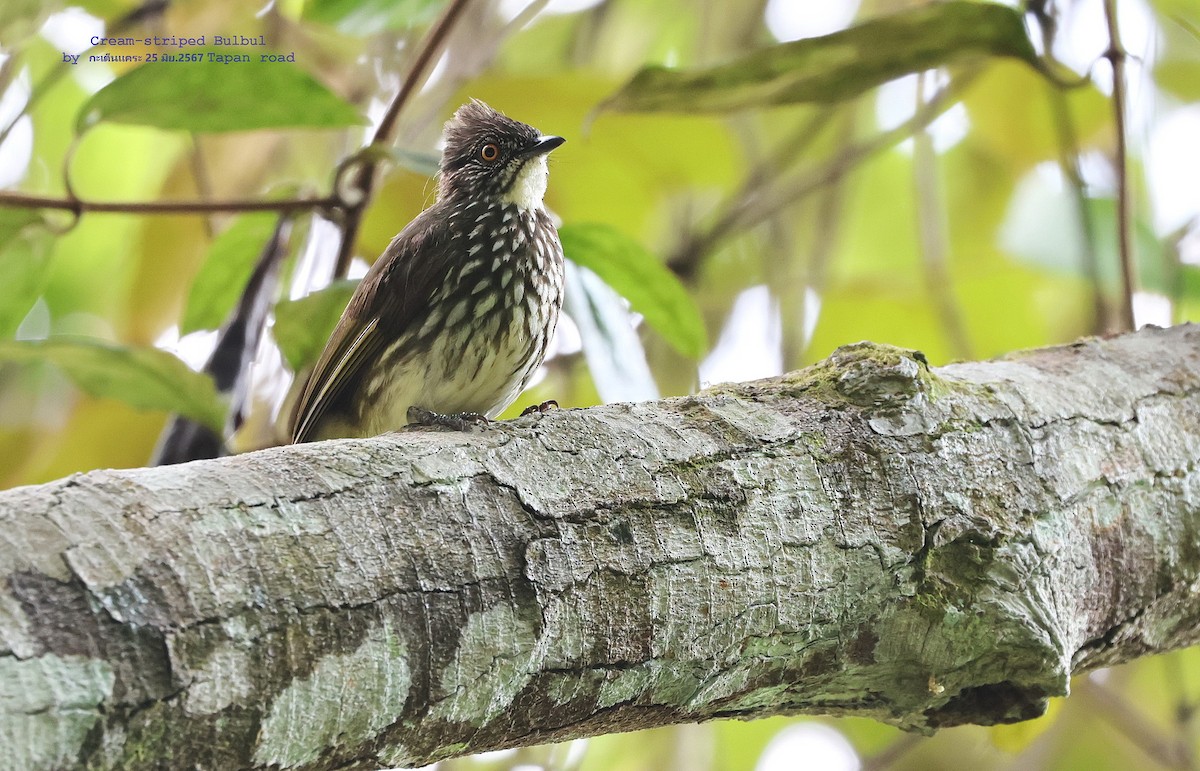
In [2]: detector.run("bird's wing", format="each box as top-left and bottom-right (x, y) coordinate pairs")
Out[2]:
(289, 209), (450, 443)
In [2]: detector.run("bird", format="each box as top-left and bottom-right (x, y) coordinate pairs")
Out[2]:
(289, 100), (566, 443)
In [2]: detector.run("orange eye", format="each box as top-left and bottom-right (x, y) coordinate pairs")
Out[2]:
(479, 143), (500, 162)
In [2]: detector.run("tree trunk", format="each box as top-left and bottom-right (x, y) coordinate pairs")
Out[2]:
(2, 324), (1198, 770)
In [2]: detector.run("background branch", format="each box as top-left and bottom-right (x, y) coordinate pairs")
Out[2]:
(0, 189), (339, 216)
(330, 0), (474, 278)
(913, 71), (971, 360)
(668, 69), (980, 279)
(1103, 0), (1137, 331)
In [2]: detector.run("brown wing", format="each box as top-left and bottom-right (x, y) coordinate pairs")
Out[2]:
(289, 205), (453, 443)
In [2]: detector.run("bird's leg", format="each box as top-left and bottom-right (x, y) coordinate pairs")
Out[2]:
(520, 400), (559, 416)
(406, 406), (490, 431)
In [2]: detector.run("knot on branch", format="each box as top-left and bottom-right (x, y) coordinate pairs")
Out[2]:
(827, 342), (934, 407)
(777, 341), (944, 437)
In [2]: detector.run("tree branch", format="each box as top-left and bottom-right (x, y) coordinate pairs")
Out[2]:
(331, 0), (474, 278)
(667, 69), (979, 279)
(0, 190), (341, 216)
(1103, 0), (1137, 331)
(2, 324), (1200, 770)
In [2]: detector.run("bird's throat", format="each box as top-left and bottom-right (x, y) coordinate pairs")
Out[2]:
(502, 155), (549, 212)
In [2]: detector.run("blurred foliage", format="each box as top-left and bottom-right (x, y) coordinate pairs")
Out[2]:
(79, 48), (366, 132)
(0, 336), (226, 429)
(0, 0), (1197, 769)
(604, 2), (1037, 112)
(182, 212), (280, 333)
(560, 222), (706, 358)
(274, 277), (357, 371)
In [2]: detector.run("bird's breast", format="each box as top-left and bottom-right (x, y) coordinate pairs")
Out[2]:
(361, 203), (564, 428)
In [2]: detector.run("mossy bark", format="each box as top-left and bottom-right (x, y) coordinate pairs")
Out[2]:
(2, 324), (1199, 770)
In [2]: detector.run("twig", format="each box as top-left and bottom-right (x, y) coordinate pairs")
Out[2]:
(1163, 652), (1199, 770)
(505, 0), (552, 34)
(669, 68), (981, 277)
(669, 107), (838, 279)
(780, 105), (855, 368)
(1102, 0), (1137, 331)
(769, 70), (980, 227)
(1032, 2), (1109, 334)
(861, 733), (922, 771)
(0, 190), (340, 216)
(0, 0), (170, 149)
(331, 0), (475, 278)
(1084, 677), (1193, 770)
(913, 71), (971, 359)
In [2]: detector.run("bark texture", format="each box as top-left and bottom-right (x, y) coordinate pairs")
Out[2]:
(2, 324), (1199, 770)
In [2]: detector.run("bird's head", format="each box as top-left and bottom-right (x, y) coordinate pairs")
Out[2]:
(438, 100), (565, 211)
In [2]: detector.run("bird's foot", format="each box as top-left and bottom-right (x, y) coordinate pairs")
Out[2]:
(406, 406), (490, 431)
(520, 400), (559, 417)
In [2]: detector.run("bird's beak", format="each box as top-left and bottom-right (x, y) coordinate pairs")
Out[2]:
(522, 135), (565, 157)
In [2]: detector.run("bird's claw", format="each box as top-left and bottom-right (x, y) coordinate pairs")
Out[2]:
(406, 407), (490, 431)
(520, 400), (559, 417)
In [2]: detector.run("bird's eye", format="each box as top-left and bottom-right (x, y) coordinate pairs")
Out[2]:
(479, 143), (500, 163)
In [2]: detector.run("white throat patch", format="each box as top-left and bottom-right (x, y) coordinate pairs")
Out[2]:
(502, 154), (549, 211)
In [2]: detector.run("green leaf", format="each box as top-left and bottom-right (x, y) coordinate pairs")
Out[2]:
(604, 1), (1038, 113)
(0, 206), (44, 238)
(563, 260), (659, 403)
(0, 212), (52, 338)
(273, 279), (357, 372)
(1153, 12), (1200, 101)
(78, 50), (365, 133)
(0, 337), (226, 431)
(181, 214), (279, 334)
(559, 223), (707, 358)
(1182, 265), (1200, 303)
